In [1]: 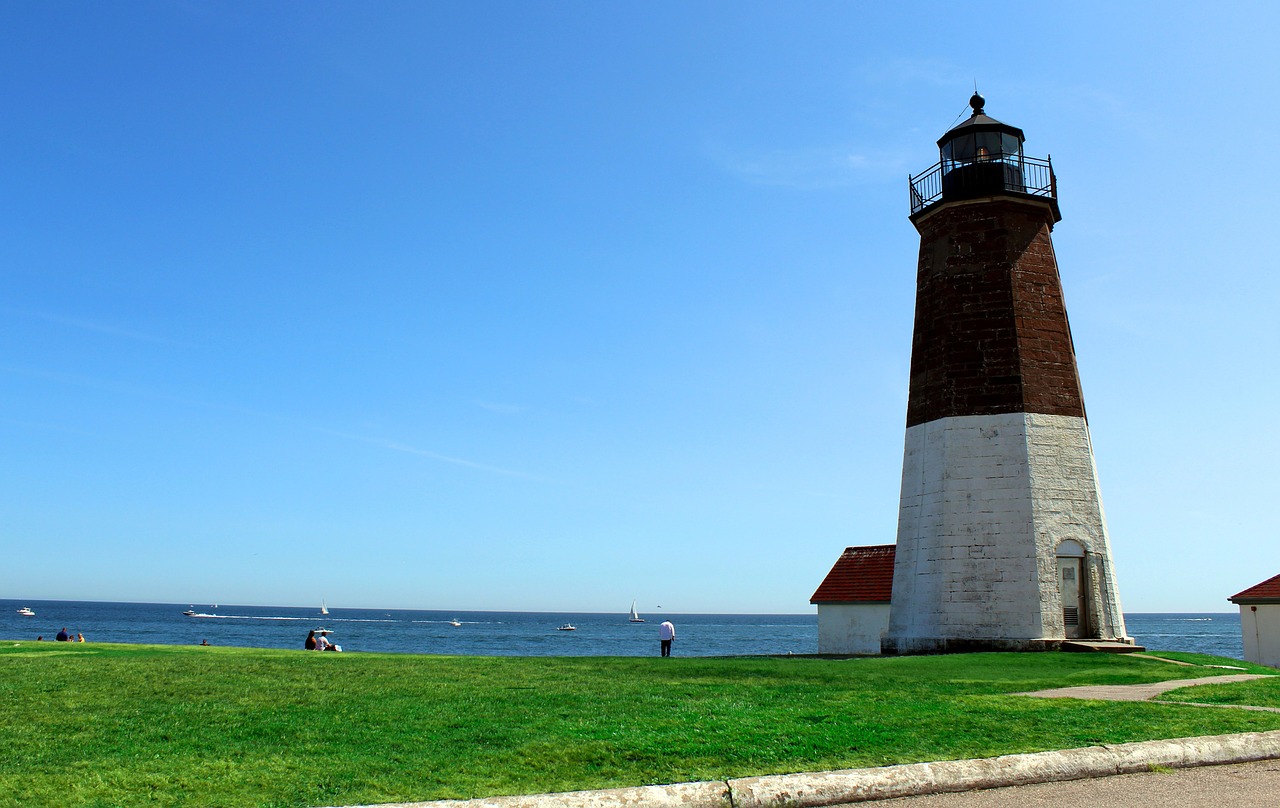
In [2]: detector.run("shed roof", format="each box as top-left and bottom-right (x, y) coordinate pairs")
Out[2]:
(1229, 573), (1280, 604)
(810, 544), (895, 604)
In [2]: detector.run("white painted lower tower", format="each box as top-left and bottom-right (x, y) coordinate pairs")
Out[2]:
(885, 411), (1127, 652)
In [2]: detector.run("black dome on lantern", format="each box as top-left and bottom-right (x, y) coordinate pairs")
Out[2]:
(937, 93), (1025, 156)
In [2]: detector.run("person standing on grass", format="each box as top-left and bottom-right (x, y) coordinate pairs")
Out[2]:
(658, 620), (675, 657)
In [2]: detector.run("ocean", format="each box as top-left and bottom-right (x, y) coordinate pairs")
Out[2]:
(0, 600), (1245, 659)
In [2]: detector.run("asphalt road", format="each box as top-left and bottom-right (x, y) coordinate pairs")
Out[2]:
(865, 759), (1280, 807)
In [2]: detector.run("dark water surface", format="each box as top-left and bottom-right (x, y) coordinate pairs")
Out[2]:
(0, 599), (815, 657)
(0, 600), (1243, 659)
(1122, 612), (1243, 659)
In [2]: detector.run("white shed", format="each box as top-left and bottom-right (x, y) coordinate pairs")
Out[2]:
(810, 545), (895, 655)
(1228, 573), (1280, 668)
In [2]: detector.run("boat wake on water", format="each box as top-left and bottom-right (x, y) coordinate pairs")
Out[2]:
(185, 613), (397, 623)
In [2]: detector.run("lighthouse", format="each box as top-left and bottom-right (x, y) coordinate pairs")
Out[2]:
(881, 95), (1131, 653)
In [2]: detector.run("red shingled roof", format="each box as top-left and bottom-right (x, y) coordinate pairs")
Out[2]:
(810, 544), (895, 604)
(1229, 573), (1280, 604)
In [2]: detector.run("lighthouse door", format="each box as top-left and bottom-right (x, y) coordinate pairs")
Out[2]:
(1057, 557), (1084, 639)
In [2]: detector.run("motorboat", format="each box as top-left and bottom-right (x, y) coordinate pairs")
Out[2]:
(628, 599), (646, 623)
(557, 624), (576, 631)
(182, 609), (196, 616)
(17, 607), (35, 616)
(448, 619), (462, 627)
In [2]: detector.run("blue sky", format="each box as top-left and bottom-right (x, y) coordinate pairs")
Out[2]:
(2, 3), (1276, 614)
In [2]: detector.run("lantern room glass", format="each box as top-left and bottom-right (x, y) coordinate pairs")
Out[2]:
(941, 131), (1023, 167)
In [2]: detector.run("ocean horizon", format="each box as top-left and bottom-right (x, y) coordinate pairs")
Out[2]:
(0, 599), (1245, 660)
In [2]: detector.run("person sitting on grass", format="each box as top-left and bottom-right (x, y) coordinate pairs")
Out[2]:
(316, 630), (333, 651)
(55, 628), (69, 642)
(305, 630), (317, 650)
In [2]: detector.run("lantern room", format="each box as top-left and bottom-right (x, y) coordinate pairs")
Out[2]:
(909, 94), (1059, 221)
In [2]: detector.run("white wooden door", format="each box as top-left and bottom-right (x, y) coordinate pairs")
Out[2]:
(1057, 557), (1083, 639)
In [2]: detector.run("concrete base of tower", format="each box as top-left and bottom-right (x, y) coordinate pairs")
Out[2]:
(881, 636), (1064, 655)
(881, 634), (1137, 655)
(1061, 640), (1145, 653)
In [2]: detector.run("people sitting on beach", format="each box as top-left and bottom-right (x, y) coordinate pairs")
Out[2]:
(316, 630), (333, 651)
(305, 630), (317, 650)
(55, 628), (69, 642)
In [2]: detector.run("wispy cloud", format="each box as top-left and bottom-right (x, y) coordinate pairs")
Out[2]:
(711, 144), (909, 189)
(859, 57), (960, 89)
(315, 427), (553, 482)
(1, 359), (551, 483)
(0, 415), (98, 437)
(475, 400), (526, 415)
(6, 307), (185, 346)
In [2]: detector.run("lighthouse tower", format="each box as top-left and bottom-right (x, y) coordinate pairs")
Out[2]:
(882, 95), (1130, 654)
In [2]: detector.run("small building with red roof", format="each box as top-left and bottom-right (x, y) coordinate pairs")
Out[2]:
(810, 544), (895, 655)
(1229, 573), (1280, 668)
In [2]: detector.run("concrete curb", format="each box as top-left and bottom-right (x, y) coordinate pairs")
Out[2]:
(730, 729), (1280, 806)
(341, 729), (1280, 808)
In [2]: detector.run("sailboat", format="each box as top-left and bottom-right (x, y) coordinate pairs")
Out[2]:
(320, 599), (329, 616)
(629, 599), (646, 623)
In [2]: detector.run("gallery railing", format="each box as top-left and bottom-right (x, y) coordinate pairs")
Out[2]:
(910, 154), (1055, 215)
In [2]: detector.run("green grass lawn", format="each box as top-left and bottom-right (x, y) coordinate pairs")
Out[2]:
(1, 642), (1276, 808)
(1158, 678), (1280, 708)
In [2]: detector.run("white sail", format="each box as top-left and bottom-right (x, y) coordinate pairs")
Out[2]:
(629, 599), (645, 622)
(321, 599), (329, 616)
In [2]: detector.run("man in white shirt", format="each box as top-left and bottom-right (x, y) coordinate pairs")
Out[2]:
(658, 620), (675, 657)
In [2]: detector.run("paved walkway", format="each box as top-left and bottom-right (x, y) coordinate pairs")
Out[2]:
(1017, 673), (1280, 711)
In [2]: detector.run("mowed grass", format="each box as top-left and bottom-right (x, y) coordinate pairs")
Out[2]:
(1, 642), (1277, 808)
(1159, 678), (1280, 708)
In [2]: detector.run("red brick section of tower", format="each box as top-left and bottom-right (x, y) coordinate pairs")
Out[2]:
(906, 198), (1086, 428)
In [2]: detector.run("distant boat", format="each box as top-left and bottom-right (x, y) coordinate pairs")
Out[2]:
(321, 600), (329, 616)
(448, 619), (462, 627)
(557, 624), (576, 631)
(629, 600), (646, 623)
(17, 607), (35, 616)
(182, 609), (196, 617)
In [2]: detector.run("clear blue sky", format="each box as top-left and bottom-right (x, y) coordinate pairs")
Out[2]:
(3, 3), (1276, 614)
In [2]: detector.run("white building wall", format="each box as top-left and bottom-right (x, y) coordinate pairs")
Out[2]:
(884, 411), (1128, 652)
(1239, 605), (1280, 668)
(817, 603), (891, 655)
